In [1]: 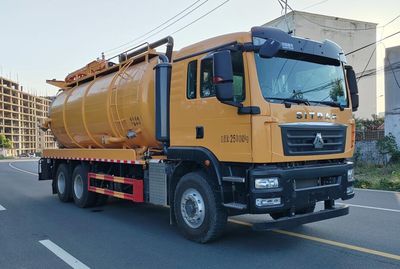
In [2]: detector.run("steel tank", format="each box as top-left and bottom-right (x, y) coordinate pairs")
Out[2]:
(49, 57), (160, 149)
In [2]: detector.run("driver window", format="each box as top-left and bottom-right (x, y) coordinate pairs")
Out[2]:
(200, 58), (215, 98)
(200, 51), (245, 101)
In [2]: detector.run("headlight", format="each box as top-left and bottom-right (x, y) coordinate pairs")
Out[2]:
(256, 197), (281, 207)
(347, 186), (354, 195)
(255, 177), (279, 189)
(347, 169), (355, 182)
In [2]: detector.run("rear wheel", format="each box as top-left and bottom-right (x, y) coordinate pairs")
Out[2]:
(72, 165), (97, 208)
(55, 163), (72, 202)
(174, 171), (227, 243)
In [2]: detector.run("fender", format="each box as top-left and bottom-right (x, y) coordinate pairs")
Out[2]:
(167, 146), (223, 186)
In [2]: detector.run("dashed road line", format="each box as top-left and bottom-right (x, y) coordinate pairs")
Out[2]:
(0, 204), (6, 211)
(337, 203), (400, 213)
(39, 240), (90, 269)
(228, 219), (400, 262)
(8, 162), (37, 176)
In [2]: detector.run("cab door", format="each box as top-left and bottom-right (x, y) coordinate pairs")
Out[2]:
(170, 51), (252, 163)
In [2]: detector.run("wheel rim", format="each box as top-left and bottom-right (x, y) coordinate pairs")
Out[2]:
(57, 172), (66, 194)
(180, 188), (205, 229)
(74, 174), (84, 200)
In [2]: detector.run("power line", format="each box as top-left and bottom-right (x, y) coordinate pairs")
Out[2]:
(106, 0), (230, 59)
(383, 14), (400, 27)
(383, 44), (400, 89)
(345, 30), (400, 55)
(170, 0), (230, 36)
(119, 0), (211, 53)
(357, 61), (400, 79)
(296, 11), (379, 31)
(279, 1), (381, 31)
(301, 0), (330, 11)
(354, 14), (400, 82)
(357, 47), (376, 82)
(103, 0), (205, 55)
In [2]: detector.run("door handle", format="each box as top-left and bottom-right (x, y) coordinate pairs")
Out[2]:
(196, 126), (204, 139)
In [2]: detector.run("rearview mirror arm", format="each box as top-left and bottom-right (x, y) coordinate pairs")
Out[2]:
(221, 101), (261, 115)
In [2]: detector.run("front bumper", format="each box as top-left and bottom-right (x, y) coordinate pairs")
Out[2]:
(252, 204), (349, 231)
(249, 161), (354, 214)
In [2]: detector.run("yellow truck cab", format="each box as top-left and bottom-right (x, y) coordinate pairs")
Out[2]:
(39, 26), (359, 243)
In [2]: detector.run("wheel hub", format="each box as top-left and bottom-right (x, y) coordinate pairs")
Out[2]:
(74, 175), (84, 200)
(57, 172), (66, 194)
(181, 188), (205, 229)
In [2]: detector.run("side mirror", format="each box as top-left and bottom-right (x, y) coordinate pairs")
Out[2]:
(345, 65), (359, 112)
(259, 39), (281, 58)
(212, 50), (234, 102)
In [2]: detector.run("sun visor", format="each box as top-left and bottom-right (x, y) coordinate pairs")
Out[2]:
(251, 26), (347, 63)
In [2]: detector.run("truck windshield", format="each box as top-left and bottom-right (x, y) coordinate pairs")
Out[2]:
(254, 53), (348, 107)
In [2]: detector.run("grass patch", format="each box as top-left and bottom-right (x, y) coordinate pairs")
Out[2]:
(0, 155), (14, 160)
(355, 162), (400, 192)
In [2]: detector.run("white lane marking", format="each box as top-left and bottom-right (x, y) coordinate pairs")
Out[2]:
(337, 202), (400, 213)
(39, 240), (90, 269)
(0, 204), (6, 211)
(355, 188), (399, 194)
(8, 162), (37, 176)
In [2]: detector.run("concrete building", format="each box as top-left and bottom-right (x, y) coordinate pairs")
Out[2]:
(0, 76), (56, 157)
(264, 11), (377, 119)
(384, 45), (400, 146)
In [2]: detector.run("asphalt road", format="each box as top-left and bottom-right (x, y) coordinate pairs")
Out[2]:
(0, 160), (399, 269)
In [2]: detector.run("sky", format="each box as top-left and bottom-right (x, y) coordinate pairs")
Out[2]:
(0, 0), (399, 102)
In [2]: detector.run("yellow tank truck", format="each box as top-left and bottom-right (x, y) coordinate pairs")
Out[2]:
(39, 27), (359, 243)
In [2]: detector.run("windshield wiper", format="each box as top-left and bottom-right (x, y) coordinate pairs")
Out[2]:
(309, 100), (345, 111)
(267, 97), (310, 106)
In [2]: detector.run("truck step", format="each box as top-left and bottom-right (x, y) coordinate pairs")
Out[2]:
(223, 202), (247, 210)
(222, 176), (245, 183)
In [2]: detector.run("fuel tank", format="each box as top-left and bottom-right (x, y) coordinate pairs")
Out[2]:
(49, 57), (160, 149)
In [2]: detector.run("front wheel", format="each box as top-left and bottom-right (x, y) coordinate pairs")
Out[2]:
(174, 171), (227, 243)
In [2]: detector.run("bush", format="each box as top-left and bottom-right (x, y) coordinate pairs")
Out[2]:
(376, 133), (400, 164)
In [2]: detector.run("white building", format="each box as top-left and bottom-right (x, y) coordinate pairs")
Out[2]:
(263, 11), (377, 119)
(384, 45), (400, 146)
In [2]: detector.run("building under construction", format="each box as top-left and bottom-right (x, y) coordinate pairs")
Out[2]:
(0, 76), (56, 157)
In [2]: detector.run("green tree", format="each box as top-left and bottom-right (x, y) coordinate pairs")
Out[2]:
(0, 134), (12, 149)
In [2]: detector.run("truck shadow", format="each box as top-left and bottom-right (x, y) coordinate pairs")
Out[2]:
(86, 199), (303, 252)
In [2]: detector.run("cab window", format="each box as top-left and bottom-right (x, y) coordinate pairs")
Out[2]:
(186, 60), (197, 99)
(200, 58), (215, 98)
(200, 51), (245, 102)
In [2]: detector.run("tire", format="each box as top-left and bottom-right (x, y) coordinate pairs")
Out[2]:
(55, 163), (72, 202)
(71, 165), (97, 208)
(174, 171), (227, 243)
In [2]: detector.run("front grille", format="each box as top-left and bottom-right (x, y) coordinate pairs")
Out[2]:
(295, 176), (340, 190)
(281, 123), (347, 156)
